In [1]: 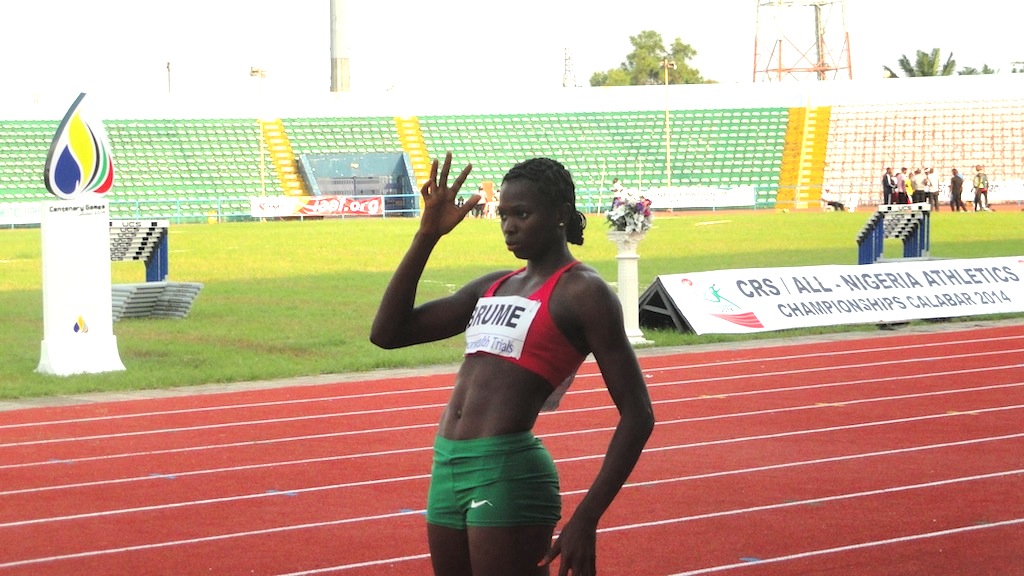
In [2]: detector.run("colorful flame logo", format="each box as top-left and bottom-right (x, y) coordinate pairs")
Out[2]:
(73, 315), (89, 333)
(43, 93), (115, 200)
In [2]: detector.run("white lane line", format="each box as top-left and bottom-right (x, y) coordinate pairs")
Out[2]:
(2, 360), (1020, 451)
(271, 516), (1024, 576)
(638, 356), (1024, 399)
(0, 472), (431, 529)
(0, 422), (438, 470)
(601, 469), (1024, 534)
(0, 445), (431, 496)
(4, 422), (1022, 530)
(5, 403), (1022, 502)
(0, 509), (426, 571)
(644, 363), (1024, 402)
(275, 553), (432, 575)
(668, 517), (1024, 575)
(641, 381), (1024, 427)
(4, 333), (1020, 430)
(551, 403), (1024, 466)
(0, 384), (453, 430)
(5, 468), (1019, 573)
(3, 377), (1021, 480)
(0, 404), (445, 449)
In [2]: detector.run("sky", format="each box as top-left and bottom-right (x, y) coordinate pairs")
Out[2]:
(1, 0), (1020, 100)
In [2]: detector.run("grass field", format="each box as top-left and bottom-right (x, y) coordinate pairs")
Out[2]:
(1, 209), (1022, 400)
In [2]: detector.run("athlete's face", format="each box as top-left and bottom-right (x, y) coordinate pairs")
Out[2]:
(497, 180), (563, 260)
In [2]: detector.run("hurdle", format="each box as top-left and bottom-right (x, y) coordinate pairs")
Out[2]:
(110, 219), (169, 281)
(109, 220), (203, 321)
(856, 203), (931, 265)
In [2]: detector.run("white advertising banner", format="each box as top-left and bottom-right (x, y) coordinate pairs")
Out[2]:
(655, 256), (1024, 334)
(249, 195), (385, 218)
(644, 185), (758, 210)
(0, 201), (44, 226)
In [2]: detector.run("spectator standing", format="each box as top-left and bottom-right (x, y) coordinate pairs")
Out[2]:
(925, 168), (939, 210)
(896, 167), (909, 204)
(973, 165), (990, 211)
(950, 168), (967, 212)
(881, 167), (896, 204)
(910, 168), (928, 203)
(472, 185), (485, 218)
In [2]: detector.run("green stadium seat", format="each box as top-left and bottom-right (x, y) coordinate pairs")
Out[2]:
(1, 106), (793, 218)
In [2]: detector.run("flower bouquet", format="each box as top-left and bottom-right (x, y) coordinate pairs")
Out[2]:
(606, 192), (653, 233)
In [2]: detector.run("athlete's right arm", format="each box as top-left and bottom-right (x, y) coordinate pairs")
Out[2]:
(370, 236), (485, 349)
(370, 153), (483, 349)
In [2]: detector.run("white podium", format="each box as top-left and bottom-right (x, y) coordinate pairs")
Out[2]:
(37, 199), (125, 375)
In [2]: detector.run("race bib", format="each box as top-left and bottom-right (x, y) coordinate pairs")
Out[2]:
(465, 295), (540, 359)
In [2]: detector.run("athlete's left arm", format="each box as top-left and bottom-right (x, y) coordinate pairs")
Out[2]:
(541, 267), (655, 575)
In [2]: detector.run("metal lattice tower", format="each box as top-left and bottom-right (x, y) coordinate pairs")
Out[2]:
(753, 0), (852, 81)
(563, 48), (577, 88)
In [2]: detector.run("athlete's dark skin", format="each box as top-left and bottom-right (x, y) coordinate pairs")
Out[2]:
(371, 153), (654, 576)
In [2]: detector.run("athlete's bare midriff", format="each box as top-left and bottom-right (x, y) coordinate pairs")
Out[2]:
(438, 354), (553, 440)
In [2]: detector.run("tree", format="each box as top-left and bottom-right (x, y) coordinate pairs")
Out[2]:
(883, 48), (956, 78)
(958, 64), (998, 75)
(590, 30), (708, 86)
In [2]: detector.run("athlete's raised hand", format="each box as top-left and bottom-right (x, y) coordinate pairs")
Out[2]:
(418, 152), (478, 238)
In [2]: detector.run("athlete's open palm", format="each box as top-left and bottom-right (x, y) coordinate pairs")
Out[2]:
(419, 152), (478, 238)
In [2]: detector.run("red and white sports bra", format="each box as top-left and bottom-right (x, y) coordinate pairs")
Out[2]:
(465, 260), (586, 389)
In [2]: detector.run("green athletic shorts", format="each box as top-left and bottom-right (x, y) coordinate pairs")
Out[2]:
(426, 431), (561, 529)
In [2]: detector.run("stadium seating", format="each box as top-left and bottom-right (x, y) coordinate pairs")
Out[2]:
(823, 98), (1024, 206)
(0, 120), (55, 201)
(418, 108), (788, 211)
(283, 116), (403, 155)
(1, 108), (788, 221)
(0, 118), (277, 222)
(3, 83), (1023, 223)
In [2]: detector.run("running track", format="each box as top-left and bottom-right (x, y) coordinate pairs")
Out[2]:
(1, 323), (1022, 575)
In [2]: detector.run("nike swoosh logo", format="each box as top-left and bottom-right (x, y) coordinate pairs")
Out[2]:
(469, 499), (492, 509)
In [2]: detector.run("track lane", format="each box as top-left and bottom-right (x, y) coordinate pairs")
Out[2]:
(0, 324), (1021, 575)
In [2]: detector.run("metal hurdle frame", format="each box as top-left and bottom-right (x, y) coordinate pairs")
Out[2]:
(856, 203), (931, 265)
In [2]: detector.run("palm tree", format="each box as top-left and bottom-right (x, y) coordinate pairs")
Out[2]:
(884, 48), (956, 78)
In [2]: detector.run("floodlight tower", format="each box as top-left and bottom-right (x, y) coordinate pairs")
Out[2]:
(330, 0), (351, 92)
(753, 0), (852, 81)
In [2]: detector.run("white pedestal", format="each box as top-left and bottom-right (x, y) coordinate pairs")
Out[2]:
(39, 334), (125, 376)
(607, 230), (651, 345)
(37, 199), (125, 376)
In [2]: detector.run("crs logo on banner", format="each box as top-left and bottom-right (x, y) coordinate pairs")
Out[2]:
(43, 93), (115, 200)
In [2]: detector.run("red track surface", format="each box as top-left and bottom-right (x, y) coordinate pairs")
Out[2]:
(2, 323), (1023, 575)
